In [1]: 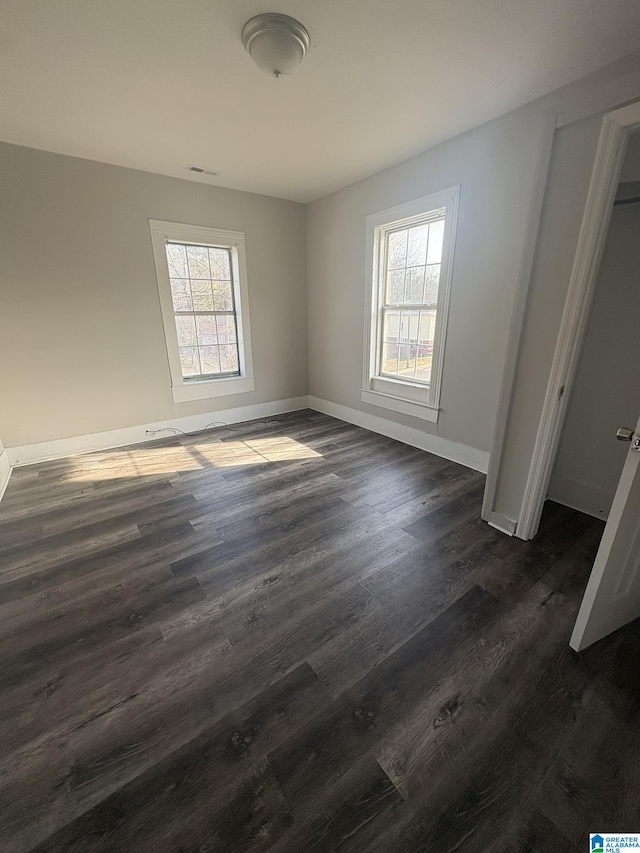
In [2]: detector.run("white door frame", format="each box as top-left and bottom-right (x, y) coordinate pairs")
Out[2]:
(517, 101), (640, 540)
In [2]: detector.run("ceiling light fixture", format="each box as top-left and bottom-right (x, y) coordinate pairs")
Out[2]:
(241, 13), (310, 78)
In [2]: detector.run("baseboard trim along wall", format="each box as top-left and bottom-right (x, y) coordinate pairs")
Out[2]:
(6, 397), (310, 467)
(0, 450), (12, 502)
(547, 474), (612, 521)
(4, 394), (489, 482)
(487, 511), (517, 536)
(308, 396), (489, 473)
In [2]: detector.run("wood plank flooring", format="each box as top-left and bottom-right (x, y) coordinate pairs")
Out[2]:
(0, 409), (638, 852)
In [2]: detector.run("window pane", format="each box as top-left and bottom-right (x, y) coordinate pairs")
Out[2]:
(381, 310), (425, 379)
(424, 265), (440, 304)
(175, 315), (197, 346)
(416, 310), (436, 383)
(219, 344), (239, 373)
(392, 342), (416, 377)
(196, 315), (218, 346)
(191, 280), (214, 311)
(200, 346), (221, 375)
(403, 309), (420, 343)
(386, 269), (405, 304)
(186, 245), (210, 279)
(387, 229), (408, 270)
(419, 309), (436, 344)
(170, 278), (192, 311)
(403, 343), (418, 377)
(383, 309), (401, 341)
(166, 244), (188, 278)
(381, 310), (400, 375)
(381, 340), (398, 375)
(406, 225), (428, 267)
(208, 248), (231, 280)
(216, 314), (237, 345)
(212, 280), (234, 311)
(427, 220), (445, 264)
(416, 363), (431, 383)
(179, 347), (200, 377)
(405, 267), (425, 304)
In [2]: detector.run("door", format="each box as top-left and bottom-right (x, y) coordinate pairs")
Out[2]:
(570, 413), (640, 651)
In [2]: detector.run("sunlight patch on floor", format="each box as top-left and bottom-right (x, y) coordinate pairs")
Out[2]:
(191, 436), (322, 467)
(64, 436), (322, 480)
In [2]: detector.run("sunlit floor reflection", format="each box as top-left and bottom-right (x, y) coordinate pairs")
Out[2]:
(65, 435), (323, 481)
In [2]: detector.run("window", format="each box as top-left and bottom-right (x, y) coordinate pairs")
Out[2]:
(149, 221), (254, 403)
(362, 187), (459, 422)
(166, 242), (240, 381)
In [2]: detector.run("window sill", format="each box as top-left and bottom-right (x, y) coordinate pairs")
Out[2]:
(172, 375), (255, 403)
(360, 388), (439, 423)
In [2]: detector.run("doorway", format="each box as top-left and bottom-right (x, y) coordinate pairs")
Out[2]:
(515, 101), (640, 542)
(515, 101), (640, 650)
(547, 129), (640, 522)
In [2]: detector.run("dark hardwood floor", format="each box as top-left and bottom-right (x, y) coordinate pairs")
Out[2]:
(0, 409), (638, 852)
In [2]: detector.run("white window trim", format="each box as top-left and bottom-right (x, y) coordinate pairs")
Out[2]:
(149, 219), (255, 403)
(361, 186), (460, 423)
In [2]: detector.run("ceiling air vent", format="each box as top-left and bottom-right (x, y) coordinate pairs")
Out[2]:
(187, 165), (220, 177)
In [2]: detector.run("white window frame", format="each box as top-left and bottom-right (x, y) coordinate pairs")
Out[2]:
(149, 220), (255, 403)
(362, 186), (460, 423)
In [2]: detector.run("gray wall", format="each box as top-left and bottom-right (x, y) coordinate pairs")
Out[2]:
(548, 194), (640, 518)
(306, 50), (640, 468)
(0, 143), (307, 446)
(620, 133), (640, 181)
(307, 100), (549, 455)
(0, 433), (8, 492)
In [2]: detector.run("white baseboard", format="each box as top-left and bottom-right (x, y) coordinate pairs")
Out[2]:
(487, 511), (517, 536)
(308, 396), (489, 473)
(547, 474), (612, 521)
(6, 393), (490, 476)
(0, 450), (12, 503)
(7, 396), (310, 467)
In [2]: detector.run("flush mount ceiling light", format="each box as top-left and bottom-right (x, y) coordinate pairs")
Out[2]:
(241, 13), (310, 78)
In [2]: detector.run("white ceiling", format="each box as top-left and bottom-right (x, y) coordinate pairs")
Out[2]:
(2, 0), (640, 202)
